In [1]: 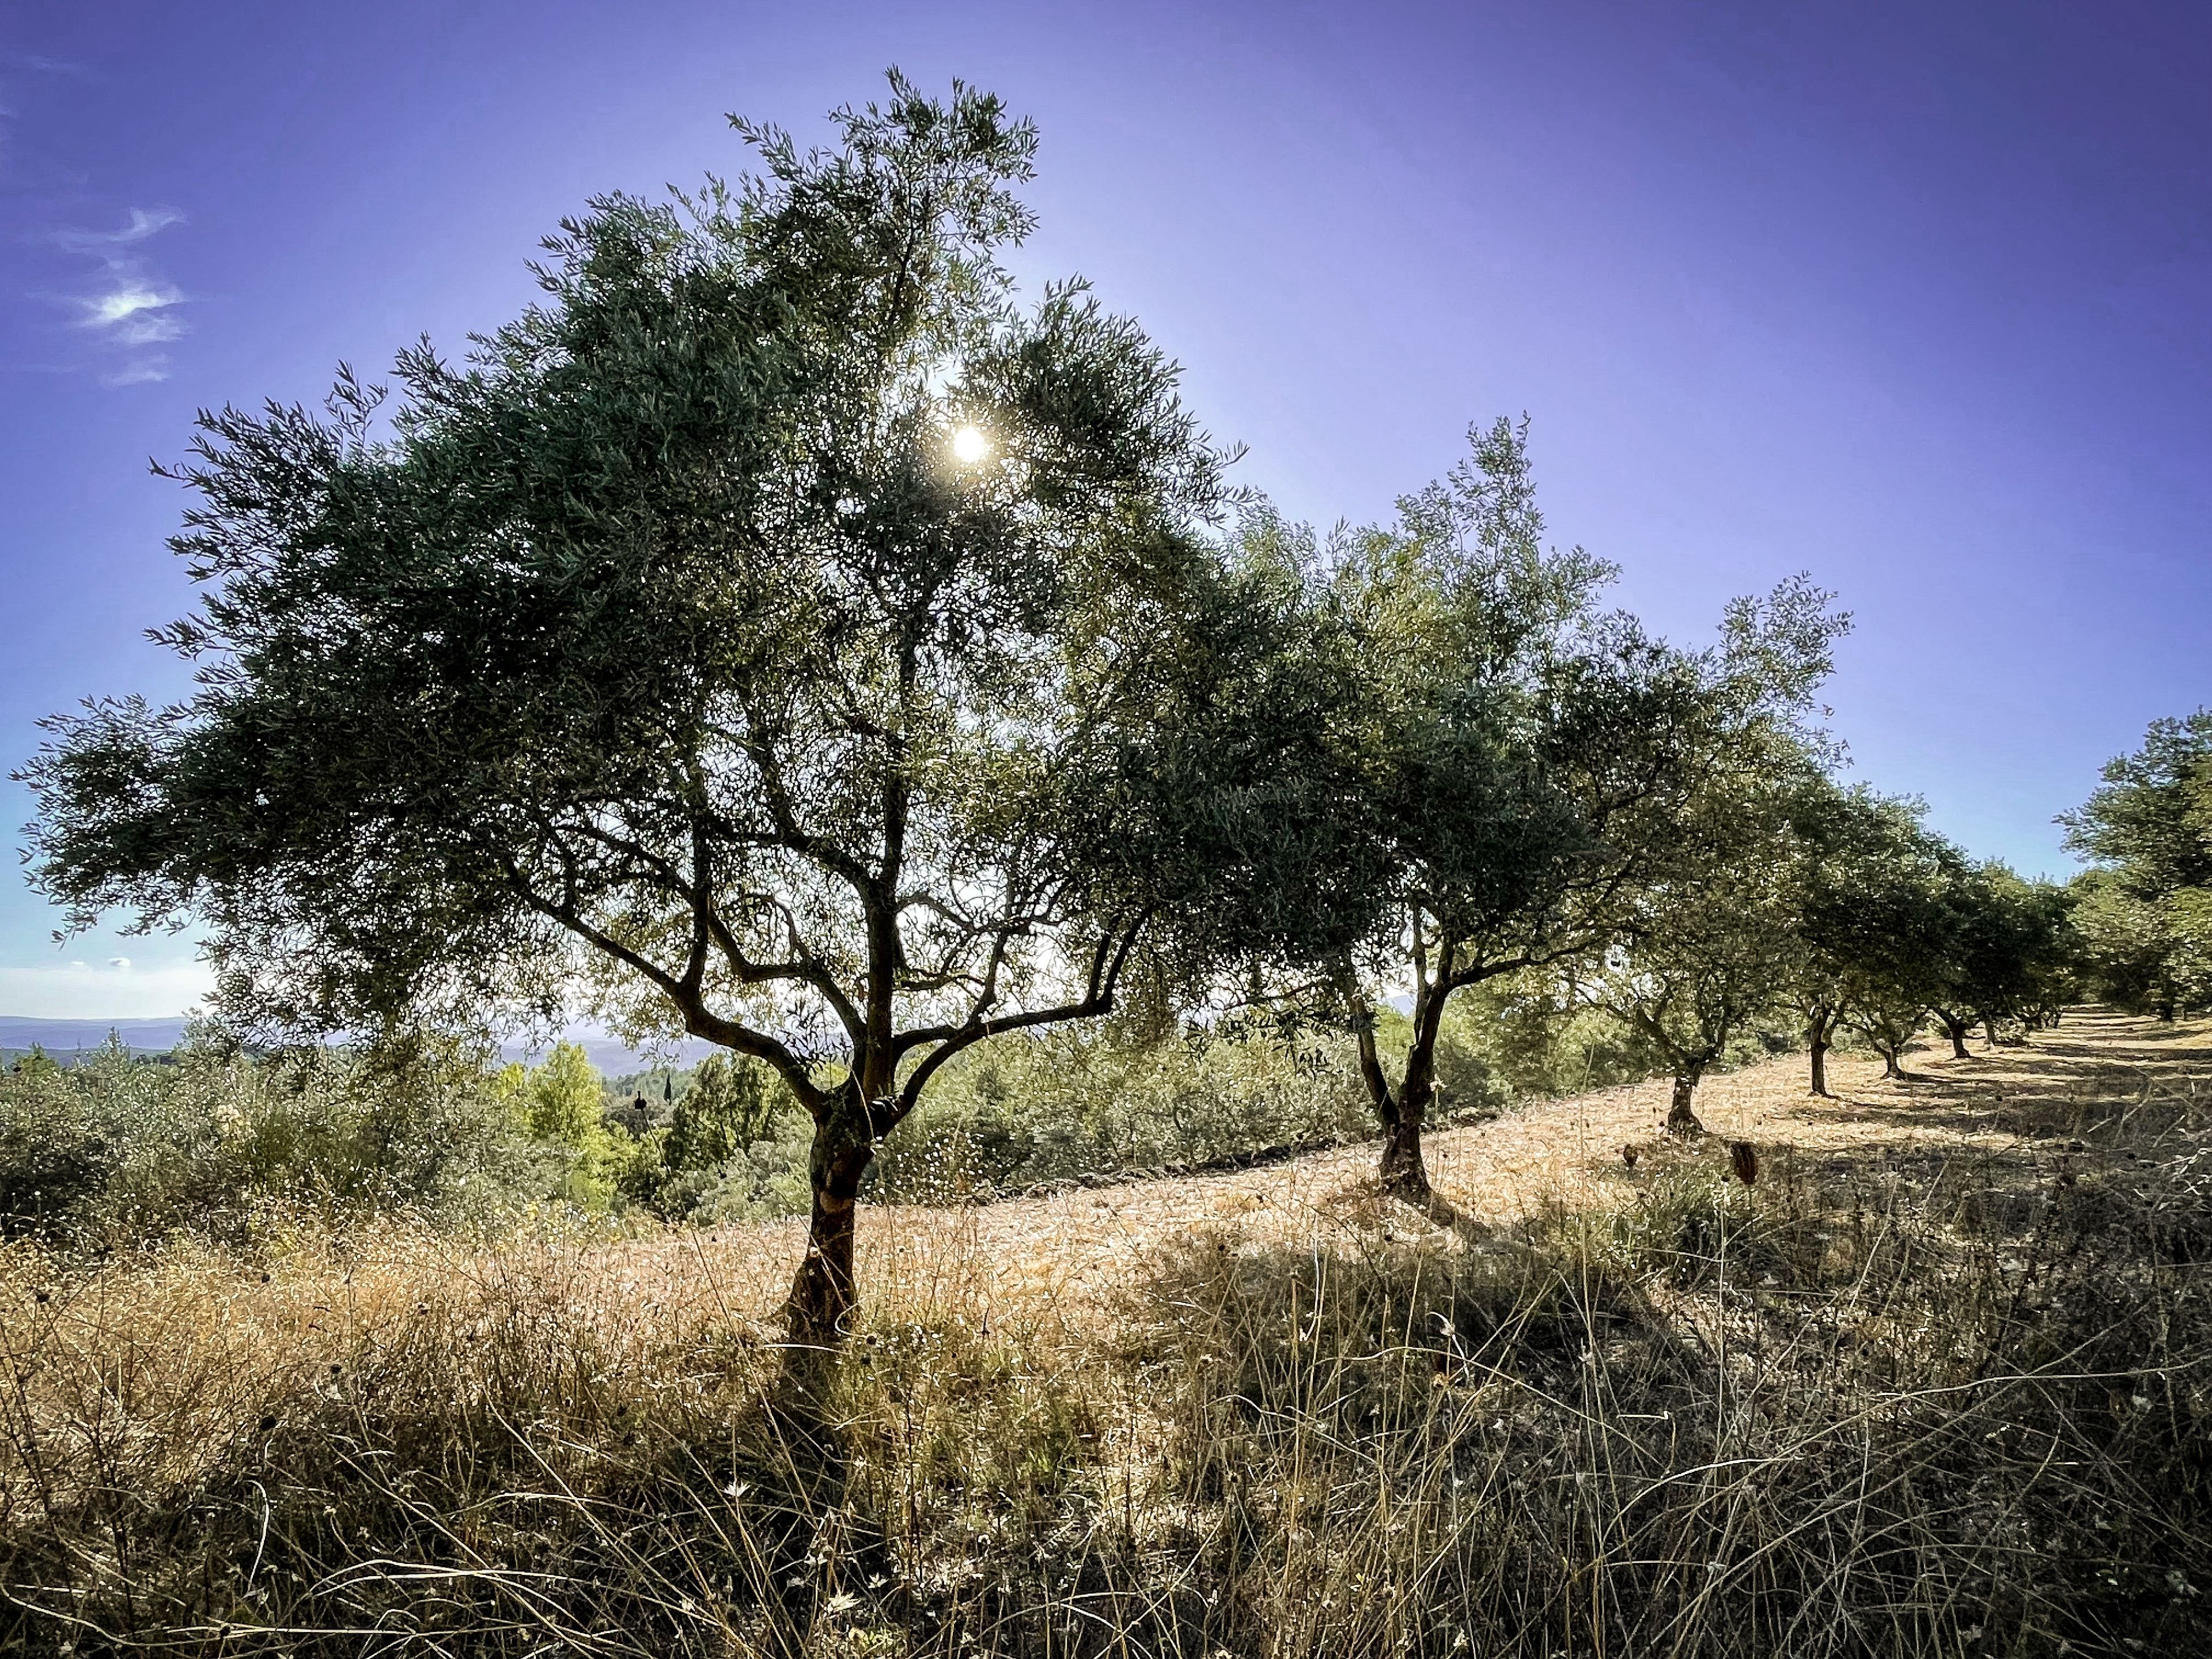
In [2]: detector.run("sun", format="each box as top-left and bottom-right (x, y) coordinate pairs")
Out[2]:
(949, 424), (991, 464)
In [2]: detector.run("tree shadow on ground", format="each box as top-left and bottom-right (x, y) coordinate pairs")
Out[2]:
(1796, 1011), (2210, 1149)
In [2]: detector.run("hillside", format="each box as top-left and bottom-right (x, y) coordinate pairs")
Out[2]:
(3, 1012), (2206, 1656)
(582, 1008), (2212, 1331)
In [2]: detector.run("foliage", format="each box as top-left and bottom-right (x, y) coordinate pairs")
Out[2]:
(664, 1051), (795, 1173)
(493, 1040), (651, 1209)
(0, 1035), (554, 1247)
(1781, 781), (1939, 1086)
(2071, 872), (2212, 1019)
(18, 74), (1339, 1338)
(1580, 732), (1834, 1123)
(2063, 707), (2212, 895)
(2064, 709), (2212, 1016)
(1929, 859), (2078, 1044)
(869, 1014), (1375, 1200)
(1232, 417), (1847, 1190)
(623, 1051), (806, 1221)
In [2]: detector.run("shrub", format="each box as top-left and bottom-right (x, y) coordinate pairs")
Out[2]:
(0, 1033), (558, 1248)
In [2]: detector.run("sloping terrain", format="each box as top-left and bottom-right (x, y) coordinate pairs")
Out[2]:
(4, 1011), (2206, 1656)
(668, 1008), (2211, 1332)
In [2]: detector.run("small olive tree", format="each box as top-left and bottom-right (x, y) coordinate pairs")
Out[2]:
(1241, 422), (1844, 1191)
(1786, 782), (1948, 1095)
(21, 76), (1319, 1344)
(1584, 740), (1824, 1131)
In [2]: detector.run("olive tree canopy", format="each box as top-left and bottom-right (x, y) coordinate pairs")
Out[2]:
(21, 75), (1324, 1342)
(1232, 419), (1846, 1195)
(2062, 710), (2212, 1019)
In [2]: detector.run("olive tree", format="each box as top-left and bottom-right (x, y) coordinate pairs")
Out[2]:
(1927, 862), (2073, 1052)
(1834, 839), (1960, 1081)
(1246, 422), (1844, 1192)
(2062, 710), (2212, 1019)
(1784, 782), (1935, 1096)
(1582, 738), (1825, 1131)
(21, 77), (1318, 1345)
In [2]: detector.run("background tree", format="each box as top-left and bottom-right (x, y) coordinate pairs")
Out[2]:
(1582, 735), (1825, 1131)
(2070, 873), (2211, 1020)
(494, 1041), (634, 1208)
(1785, 781), (1933, 1096)
(1927, 862), (2073, 1051)
(1232, 423), (1840, 1197)
(20, 76), (1316, 1346)
(2062, 710), (2212, 1018)
(663, 1052), (794, 1172)
(1835, 843), (1959, 1081)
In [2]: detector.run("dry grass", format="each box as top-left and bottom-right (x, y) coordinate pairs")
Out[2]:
(1, 1012), (2207, 1656)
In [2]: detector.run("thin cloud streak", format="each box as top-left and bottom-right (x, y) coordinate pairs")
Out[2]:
(78, 279), (185, 339)
(52, 206), (183, 250)
(53, 206), (187, 381)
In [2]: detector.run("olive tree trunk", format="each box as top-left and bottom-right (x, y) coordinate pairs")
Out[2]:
(785, 1089), (880, 1349)
(1937, 1010), (1972, 1059)
(1805, 1006), (1837, 1097)
(1377, 1090), (1431, 1199)
(1357, 1005), (1435, 1201)
(1666, 1066), (1707, 1134)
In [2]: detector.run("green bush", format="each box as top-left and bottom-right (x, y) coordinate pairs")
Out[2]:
(0, 1032), (558, 1248)
(869, 1015), (1376, 1202)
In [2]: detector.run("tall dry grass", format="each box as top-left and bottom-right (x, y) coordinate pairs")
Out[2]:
(1, 1027), (2207, 1656)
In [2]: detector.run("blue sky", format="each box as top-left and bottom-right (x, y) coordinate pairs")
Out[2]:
(2, 0), (2207, 1018)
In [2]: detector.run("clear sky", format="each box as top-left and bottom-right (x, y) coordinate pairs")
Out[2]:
(2, 0), (2207, 1018)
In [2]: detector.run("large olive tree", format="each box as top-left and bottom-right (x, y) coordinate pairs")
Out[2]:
(21, 77), (1320, 1344)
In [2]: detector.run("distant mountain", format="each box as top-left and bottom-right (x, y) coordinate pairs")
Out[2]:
(498, 1035), (722, 1076)
(0, 1014), (722, 1078)
(0, 1016), (192, 1057)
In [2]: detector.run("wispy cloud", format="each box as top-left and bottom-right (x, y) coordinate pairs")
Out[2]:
(77, 279), (185, 343)
(54, 206), (183, 251)
(54, 206), (188, 383)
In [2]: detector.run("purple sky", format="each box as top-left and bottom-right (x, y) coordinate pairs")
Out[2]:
(2, 0), (2207, 1018)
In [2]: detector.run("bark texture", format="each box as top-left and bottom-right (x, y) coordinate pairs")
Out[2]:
(785, 1099), (877, 1348)
(1805, 1007), (1837, 1097)
(1666, 1072), (1705, 1134)
(1377, 1096), (1432, 1199)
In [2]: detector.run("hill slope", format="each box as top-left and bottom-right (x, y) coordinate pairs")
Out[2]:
(4, 1010), (2206, 1656)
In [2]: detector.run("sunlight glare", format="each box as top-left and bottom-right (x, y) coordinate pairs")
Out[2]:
(950, 424), (991, 464)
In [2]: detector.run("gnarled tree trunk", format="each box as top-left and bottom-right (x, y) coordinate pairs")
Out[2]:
(1377, 1088), (1431, 1200)
(1806, 1006), (1836, 1097)
(786, 1090), (878, 1349)
(1356, 1002), (1436, 1202)
(1666, 1067), (1706, 1134)
(1937, 1010), (1972, 1059)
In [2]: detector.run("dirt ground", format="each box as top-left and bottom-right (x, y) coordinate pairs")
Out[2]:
(609, 1008), (2212, 1336)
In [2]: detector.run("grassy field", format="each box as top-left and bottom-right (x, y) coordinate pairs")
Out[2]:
(2, 1011), (2206, 1656)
